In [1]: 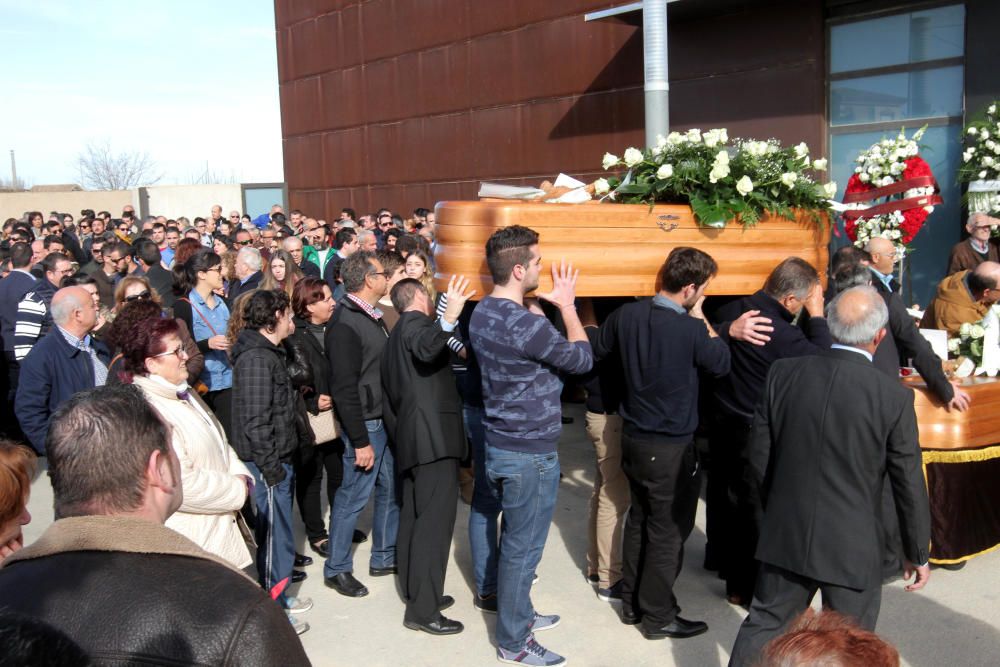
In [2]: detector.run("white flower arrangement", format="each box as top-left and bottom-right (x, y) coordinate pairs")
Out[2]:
(600, 129), (834, 227)
(960, 100), (1000, 227)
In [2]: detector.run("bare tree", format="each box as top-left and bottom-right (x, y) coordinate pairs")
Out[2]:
(0, 175), (27, 191)
(76, 139), (162, 190)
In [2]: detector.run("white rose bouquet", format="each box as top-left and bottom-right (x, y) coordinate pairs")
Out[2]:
(959, 100), (1000, 227)
(951, 320), (988, 371)
(599, 129), (835, 228)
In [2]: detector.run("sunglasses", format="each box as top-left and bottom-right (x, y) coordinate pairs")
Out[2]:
(236, 239), (252, 246)
(124, 290), (151, 302)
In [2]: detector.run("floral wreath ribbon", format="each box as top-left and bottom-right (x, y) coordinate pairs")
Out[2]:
(837, 174), (943, 222)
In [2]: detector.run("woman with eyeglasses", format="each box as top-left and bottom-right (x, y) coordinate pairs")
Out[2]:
(172, 250), (235, 438)
(105, 298), (205, 385)
(261, 249), (303, 301)
(116, 316), (254, 572)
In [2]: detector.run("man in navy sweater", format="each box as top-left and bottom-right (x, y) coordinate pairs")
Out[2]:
(469, 225), (592, 667)
(590, 247), (730, 640)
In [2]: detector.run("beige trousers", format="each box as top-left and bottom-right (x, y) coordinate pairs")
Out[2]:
(585, 411), (630, 588)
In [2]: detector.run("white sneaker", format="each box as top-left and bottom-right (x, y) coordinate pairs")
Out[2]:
(288, 613), (310, 635)
(285, 596), (314, 614)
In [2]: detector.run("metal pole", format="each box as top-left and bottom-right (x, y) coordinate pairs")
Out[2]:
(10, 150), (17, 187)
(643, 0), (669, 148)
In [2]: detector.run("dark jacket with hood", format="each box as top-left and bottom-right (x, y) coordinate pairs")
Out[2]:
(230, 328), (299, 486)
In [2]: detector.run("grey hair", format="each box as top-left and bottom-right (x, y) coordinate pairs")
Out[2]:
(827, 286), (888, 346)
(282, 236), (303, 250)
(763, 257), (818, 301)
(357, 229), (375, 244)
(50, 289), (87, 326)
(967, 212), (987, 230)
(832, 263), (872, 295)
(237, 246), (262, 272)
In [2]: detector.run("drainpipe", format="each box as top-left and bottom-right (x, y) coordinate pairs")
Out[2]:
(643, 0), (669, 148)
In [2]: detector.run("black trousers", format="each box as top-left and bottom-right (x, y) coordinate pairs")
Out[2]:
(708, 413), (760, 600)
(620, 432), (701, 630)
(728, 563), (882, 667)
(397, 457), (459, 624)
(295, 438), (346, 543)
(202, 388), (233, 442)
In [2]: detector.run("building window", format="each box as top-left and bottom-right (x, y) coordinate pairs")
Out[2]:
(828, 3), (966, 305)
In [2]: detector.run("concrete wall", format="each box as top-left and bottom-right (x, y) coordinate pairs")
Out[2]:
(0, 190), (135, 222)
(138, 184), (244, 221)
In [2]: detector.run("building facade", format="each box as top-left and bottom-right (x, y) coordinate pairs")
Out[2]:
(276, 0), (1000, 302)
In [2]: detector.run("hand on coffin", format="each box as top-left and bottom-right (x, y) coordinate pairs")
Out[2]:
(537, 259), (579, 310)
(946, 383), (971, 412)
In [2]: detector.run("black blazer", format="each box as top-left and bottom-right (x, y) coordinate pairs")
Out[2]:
(145, 263), (176, 309)
(750, 348), (931, 590)
(381, 310), (466, 472)
(227, 271), (262, 307)
(871, 275), (954, 404)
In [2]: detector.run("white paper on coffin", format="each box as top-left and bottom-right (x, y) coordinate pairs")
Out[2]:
(980, 306), (1000, 375)
(918, 329), (949, 361)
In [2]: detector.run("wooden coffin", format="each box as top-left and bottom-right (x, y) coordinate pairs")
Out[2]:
(433, 201), (830, 297)
(905, 376), (1000, 450)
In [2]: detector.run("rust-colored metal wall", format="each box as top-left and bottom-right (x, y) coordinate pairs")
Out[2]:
(276, 0), (826, 219)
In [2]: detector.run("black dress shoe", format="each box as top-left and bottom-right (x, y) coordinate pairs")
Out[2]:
(325, 572), (369, 597)
(370, 565), (398, 577)
(404, 615), (464, 635)
(642, 616), (708, 639)
(294, 553), (313, 567)
(621, 608), (642, 625)
(292, 570), (307, 583)
(439, 595), (455, 611)
(310, 539), (329, 558)
(352, 530), (368, 544)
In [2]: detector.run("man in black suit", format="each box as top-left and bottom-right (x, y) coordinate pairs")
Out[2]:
(728, 286), (931, 667)
(228, 247), (263, 306)
(709, 257), (832, 605)
(381, 276), (474, 636)
(133, 239), (175, 308)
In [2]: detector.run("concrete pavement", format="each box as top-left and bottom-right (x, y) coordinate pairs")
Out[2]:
(21, 401), (1000, 666)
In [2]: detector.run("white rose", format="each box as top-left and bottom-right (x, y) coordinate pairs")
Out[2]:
(736, 175), (754, 196)
(656, 134), (668, 148)
(656, 164), (674, 180)
(623, 147), (644, 168)
(766, 142), (780, 154)
(685, 128), (702, 143)
(709, 164), (730, 183)
(780, 172), (798, 189)
(719, 129), (729, 143)
(948, 338), (961, 353)
(982, 129), (992, 140)
(812, 158), (828, 171)
(594, 178), (610, 195)
(714, 150), (730, 166)
(703, 129), (720, 148)
(859, 173), (870, 183)
(990, 104), (997, 115)
(969, 126), (980, 135)
(602, 153), (619, 170)
(984, 156), (995, 167)
(981, 170), (989, 179)
(667, 132), (684, 145)
(960, 322), (972, 337)
(823, 181), (838, 198)
(971, 324), (986, 339)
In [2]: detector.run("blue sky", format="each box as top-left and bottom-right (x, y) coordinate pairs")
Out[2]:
(1, 0), (283, 186)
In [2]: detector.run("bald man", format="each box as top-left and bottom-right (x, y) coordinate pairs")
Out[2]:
(282, 236), (320, 278)
(921, 261), (1000, 335)
(947, 213), (1000, 275)
(14, 287), (110, 454)
(728, 286), (931, 666)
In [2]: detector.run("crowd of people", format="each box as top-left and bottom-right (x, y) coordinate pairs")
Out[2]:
(0, 200), (988, 666)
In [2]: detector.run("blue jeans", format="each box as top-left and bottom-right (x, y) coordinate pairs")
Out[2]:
(246, 461), (296, 607)
(486, 443), (560, 652)
(323, 419), (399, 577)
(466, 406), (500, 597)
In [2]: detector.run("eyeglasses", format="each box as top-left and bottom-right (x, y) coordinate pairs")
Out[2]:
(236, 239), (252, 246)
(151, 345), (188, 359)
(117, 226), (129, 232)
(203, 267), (222, 274)
(79, 224), (91, 231)
(230, 215), (240, 219)
(369, 271), (391, 279)
(107, 256), (126, 263)
(124, 290), (152, 303)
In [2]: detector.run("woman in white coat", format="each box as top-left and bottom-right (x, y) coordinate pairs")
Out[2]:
(119, 314), (253, 571)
